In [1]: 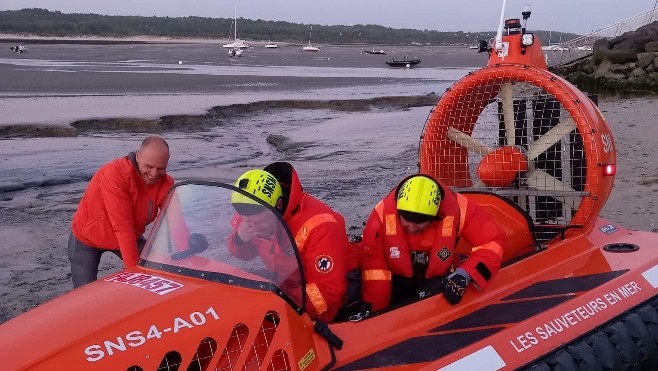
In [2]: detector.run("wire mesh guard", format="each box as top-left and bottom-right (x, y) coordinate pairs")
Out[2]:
(421, 71), (598, 241)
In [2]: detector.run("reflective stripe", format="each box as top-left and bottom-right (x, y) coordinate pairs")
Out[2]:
(295, 213), (337, 252)
(306, 282), (327, 315)
(374, 200), (384, 222)
(472, 241), (504, 258)
(385, 214), (397, 236)
(437, 345), (506, 371)
(363, 269), (392, 281)
(442, 216), (454, 237)
(642, 263), (658, 288)
(456, 193), (469, 237)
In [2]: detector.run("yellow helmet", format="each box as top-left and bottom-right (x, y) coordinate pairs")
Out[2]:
(231, 169), (283, 214)
(396, 175), (441, 217)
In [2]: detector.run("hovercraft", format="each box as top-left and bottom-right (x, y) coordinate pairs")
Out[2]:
(1, 3), (658, 371)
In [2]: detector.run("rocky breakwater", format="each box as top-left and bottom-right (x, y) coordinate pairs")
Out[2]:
(554, 21), (658, 95)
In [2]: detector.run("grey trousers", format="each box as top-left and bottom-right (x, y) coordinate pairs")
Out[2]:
(67, 232), (146, 288)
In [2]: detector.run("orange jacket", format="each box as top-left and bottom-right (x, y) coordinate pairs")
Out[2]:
(360, 177), (505, 311)
(228, 162), (350, 322)
(71, 153), (174, 267)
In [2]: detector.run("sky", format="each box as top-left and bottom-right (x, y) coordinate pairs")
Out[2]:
(3, 0), (658, 35)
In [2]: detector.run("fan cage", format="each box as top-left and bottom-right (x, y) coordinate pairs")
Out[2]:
(421, 68), (602, 243)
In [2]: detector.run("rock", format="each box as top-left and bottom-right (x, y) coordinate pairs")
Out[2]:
(552, 21), (658, 95)
(611, 31), (652, 53)
(603, 71), (626, 80)
(593, 38), (611, 54)
(637, 52), (656, 68)
(630, 67), (646, 78)
(606, 50), (638, 64)
(610, 63), (630, 74)
(593, 59), (612, 79)
(647, 41), (658, 53)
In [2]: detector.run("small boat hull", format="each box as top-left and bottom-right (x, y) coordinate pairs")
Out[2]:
(386, 59), (421, 68)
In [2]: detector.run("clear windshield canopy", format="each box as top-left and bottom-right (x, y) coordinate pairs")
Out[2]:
(140, 182), (305, 311)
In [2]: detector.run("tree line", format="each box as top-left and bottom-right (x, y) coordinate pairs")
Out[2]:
(0, 8), (577, 46)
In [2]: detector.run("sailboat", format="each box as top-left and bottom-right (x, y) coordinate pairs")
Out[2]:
(222, 4), (249, 50)
(302, 25), (320, 52)
(265, 27), (279, 49)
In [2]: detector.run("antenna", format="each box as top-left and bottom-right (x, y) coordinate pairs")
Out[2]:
(495, 0), (508, 53)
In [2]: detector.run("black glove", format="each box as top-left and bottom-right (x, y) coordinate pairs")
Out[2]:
(171, 233), (209, 260)
(189, 233), (209, 252)
(442, 269), (470, 305)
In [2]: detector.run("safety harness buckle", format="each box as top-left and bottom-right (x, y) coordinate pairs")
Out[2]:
(411, 251), (429, 266)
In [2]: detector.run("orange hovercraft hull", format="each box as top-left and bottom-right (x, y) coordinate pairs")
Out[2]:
(2, 6), (658, 371)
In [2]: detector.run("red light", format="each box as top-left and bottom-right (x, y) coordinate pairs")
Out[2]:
(603, 163), (616, 176)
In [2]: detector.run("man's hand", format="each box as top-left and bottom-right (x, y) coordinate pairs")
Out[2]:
(237, 221), (256, 242)
(443, 268), (470, 305)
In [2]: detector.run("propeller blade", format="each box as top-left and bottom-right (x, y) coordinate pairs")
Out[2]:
(526, 169), (580, 209)
(501, 83), (516, 146)
(526, 118), (577, 161)
(447, 127), (493, 156)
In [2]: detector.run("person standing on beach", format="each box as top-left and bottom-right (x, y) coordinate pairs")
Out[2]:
(358, 174), (505, 311)
(68, 135), (176, 288)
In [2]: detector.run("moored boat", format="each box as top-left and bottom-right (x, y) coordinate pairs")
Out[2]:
(385, 56), (421, 67)
(363, 49), (386, 55)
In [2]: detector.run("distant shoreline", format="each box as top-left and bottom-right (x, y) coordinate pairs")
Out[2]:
(0, 33), (476, 47)
(0, 33), (255, 45)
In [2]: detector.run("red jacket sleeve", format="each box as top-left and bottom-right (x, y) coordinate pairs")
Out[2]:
(227, 213), (259, 261)
(457, 199), (506, 290)
(359, 208), (392, 312)
(98, 165), (140, 268)
(302, 220), (347, 322)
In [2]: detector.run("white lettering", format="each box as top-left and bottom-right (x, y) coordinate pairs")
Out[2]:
(126, 331), (146, 347)
(206, 307), (220, 320)
(190, 312), (206, 326)
(618, 286), (632, 298)
(576, 307), (590, 320)
(85, 307), (219, 363)
(147, 325), (163, 340)
(173, 317), (194, 333)
(104, 273), (184, 295)
(85, 345), (104, 362)
(605, 291), (621, 305)
(536, 326), (548, 340)
(104, 337), (127, 356)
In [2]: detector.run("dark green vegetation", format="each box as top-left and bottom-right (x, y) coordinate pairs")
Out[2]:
(0, 8), (577, 46)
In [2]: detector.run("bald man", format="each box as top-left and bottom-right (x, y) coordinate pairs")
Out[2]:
(68, 136), (175, 288)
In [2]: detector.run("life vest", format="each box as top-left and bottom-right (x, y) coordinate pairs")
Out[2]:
(375, 184), (466, 279)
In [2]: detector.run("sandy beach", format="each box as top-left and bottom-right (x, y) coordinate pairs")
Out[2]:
(0, 41), (657, 324)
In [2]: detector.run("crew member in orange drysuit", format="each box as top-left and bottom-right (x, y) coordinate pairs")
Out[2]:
(359, 174), (506, 311)
(228, 162), (351, 322)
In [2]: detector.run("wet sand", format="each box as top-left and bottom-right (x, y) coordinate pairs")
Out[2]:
(0, 42), (657, 324)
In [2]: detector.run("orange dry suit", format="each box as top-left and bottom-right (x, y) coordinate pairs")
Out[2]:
(71, 153), (175, 268)
(228, 162), (350, 322)
(359, 177), (505, 311)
